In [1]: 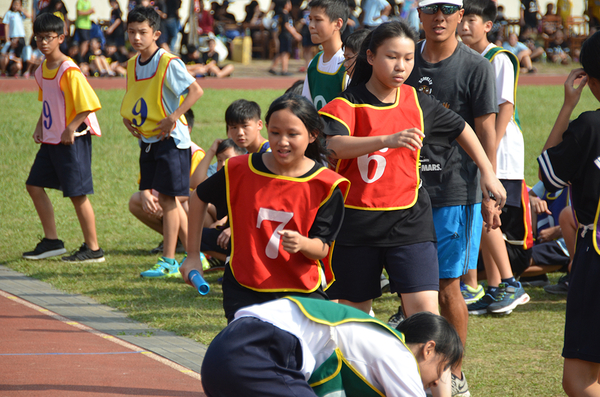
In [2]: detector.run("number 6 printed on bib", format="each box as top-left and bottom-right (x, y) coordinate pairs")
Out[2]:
(357, 148), (388, 183)
(256, 208), (294, 259)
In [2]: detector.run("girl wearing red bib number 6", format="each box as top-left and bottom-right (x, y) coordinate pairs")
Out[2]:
(182, 93), (349, 322)
(319, 21), (505, 320)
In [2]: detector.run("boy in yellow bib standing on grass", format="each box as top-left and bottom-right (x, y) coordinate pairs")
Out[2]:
(121, 5), (203, 278)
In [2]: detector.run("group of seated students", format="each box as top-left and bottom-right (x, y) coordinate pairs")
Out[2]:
(0, 0), (235, 79)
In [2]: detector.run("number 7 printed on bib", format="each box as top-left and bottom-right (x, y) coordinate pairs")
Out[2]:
(256, 208), (294, 259)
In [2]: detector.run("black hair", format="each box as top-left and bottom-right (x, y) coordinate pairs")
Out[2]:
(217, 138), (246, 156)
(309, 0), (350, 33)
(33, 13), (64, 35)
(265, 93), (329, 162)
(127, 6), (161, 31)
(350, 20), (418, 87)
(397, 312), (463, 371)
(185, 108), (195, 130)
(580, 30), (600, 80)
(225, 99), (262, 126)
(343, 28), (370, 53)
(462, 0), (497, 23)
(285, 79), (305, 95)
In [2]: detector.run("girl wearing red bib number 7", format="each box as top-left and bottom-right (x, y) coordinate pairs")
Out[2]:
(181, 93), (350, 322)
(319, 21), (506, 319)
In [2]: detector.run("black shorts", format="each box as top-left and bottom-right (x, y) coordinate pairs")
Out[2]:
(139, 138), (191, 197)
(563, 233), (600, 363)
(506, 242), (532, 277)
(327, 242), (439, 302)
(301, 25), (314, 47)
(222, 264), (328, 322)
(26, 134), (94, 197)
(279, 34), (292, 54)
(201, 227), (231, 255)
(531, 240), (570, 272)
(501, 202), (532, 276)
(201, 317), (313, 397)
(75, 28), (91, 43)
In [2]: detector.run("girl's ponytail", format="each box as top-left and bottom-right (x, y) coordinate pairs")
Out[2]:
(349, 20), (419, 88)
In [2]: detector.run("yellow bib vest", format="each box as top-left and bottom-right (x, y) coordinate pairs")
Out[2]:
(120, 52), (187, 138)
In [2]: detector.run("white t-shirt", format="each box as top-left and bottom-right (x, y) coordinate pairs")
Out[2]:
(3, 11), (26, 39)
(235, 299), (427, 397)
(483, 43), (524, 180)
(301, 48), (349, 105)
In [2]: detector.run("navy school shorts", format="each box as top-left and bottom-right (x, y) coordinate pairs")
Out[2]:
(139, 138), (191, 197)
(201, 317), (316, 397)
(26, 133), (94, 197)
(326, 242), (440, 302)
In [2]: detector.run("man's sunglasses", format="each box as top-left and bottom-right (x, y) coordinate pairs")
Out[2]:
(419, 4), (461, 14)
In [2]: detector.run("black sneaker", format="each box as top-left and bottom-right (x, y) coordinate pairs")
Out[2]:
(23, 238), (67, 260)
(62, 243), (105, 263)
(544, 274), (569, 295)
(519, 274), (550, 287)
(150, 239), (185, 254)
(387, 306), (406, 329)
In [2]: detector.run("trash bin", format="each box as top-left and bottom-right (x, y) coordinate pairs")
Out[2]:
(231, 36), (252, 65)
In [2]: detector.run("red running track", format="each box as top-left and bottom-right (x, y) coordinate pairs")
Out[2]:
(0, 73), (566, 93)
(0, 291), (206, 397)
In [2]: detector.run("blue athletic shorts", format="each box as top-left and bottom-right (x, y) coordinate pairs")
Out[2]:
(433, 204), (483, 279)
(139, 138), (190, 197)
(26, 134), (94, 197)
(327, 242), (439, 302)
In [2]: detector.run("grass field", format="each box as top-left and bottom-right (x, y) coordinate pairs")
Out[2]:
(0, 84), (598, 396)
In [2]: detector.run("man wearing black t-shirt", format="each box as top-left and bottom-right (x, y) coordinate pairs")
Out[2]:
(405, 0), (498, 394)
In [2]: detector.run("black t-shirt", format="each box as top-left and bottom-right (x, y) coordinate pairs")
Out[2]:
(84, 50), (106, 65)
(196, 153), (345, 244)
(322, 84), (465, 246)
(521, 0), (539, 28)
(165, 0), (181, 19)
(202, 51), (220, 65)
(406, 41), (497, 207)
(106, 51), (126, 65)
(539, 110), (600, 225)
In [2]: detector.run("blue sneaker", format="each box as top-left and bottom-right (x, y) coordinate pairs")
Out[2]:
(461, 282), (485, 304)
(467, 293), (497, 315)
(140, 257), (181, 278)
(201, 252), (211, 270)
(487, 282), (530, 314)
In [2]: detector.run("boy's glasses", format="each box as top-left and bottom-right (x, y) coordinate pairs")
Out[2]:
(419, 4), (461, 15)
(34, 35), (59, 43)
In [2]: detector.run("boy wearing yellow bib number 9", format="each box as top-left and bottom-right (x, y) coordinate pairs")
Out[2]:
(121, 6), (203, 278)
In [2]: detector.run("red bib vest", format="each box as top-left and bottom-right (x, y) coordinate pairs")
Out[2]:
(225, 155), (349, 292)
(320, 85), (423, 210)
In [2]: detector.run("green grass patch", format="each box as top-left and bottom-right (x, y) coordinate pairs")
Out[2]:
(1, 85), (598, 396)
